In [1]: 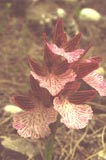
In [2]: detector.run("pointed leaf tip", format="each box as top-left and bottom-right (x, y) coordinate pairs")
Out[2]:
(64, 32), (82, 52)
(28, 57), (46, 76)
(53, 18), (65, 46)
(44, 42), (54, 68)
(44, 42), (60, 68)
(30, 75), (40, 94)
(91, 56), (102, 63)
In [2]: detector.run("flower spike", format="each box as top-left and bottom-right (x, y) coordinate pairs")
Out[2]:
(13, 18), (106, 139)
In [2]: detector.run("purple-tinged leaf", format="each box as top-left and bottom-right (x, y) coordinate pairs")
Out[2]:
(13, 96), (35, 110)
(30, 75), (53, 107)
(53, 18), (66, 46)
(54, 60), (69, 75)
(59, 82), (81, 96)
(76, 58), (99, 78)
(28, 57), (46, 76)
(64, 33), (82, 52)
(68, 90), (97, 104)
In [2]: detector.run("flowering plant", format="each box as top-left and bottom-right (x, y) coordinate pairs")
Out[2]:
(12, 18), (106, 159)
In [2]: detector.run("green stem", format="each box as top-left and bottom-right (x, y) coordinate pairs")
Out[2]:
(44, 133), (55, 160)
(43, 116), (60, 160)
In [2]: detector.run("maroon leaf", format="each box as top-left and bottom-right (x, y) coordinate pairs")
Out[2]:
(69, 90), (97, 104)
(53, 18), (66, 46)
(64, 32), (82, 52)
(28, 57), (46, 76)
(44, 43), (55, 68)
(30, 75), (53, 107)
(42, 92), (53, 108)
(54, 60), (69, 75)
(59, 82), (81, 96)
(65, 82), (81, 92)
(90, 56), (102, 63)
(13, 95), (35, 110)
(44, 43), (61, 70)
(30, 75), (41, 96)
(76, 59), (99, 79)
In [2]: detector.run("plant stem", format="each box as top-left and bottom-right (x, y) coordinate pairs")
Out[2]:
(44, 133), (55, 160)
(43, 116), (60, 160)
